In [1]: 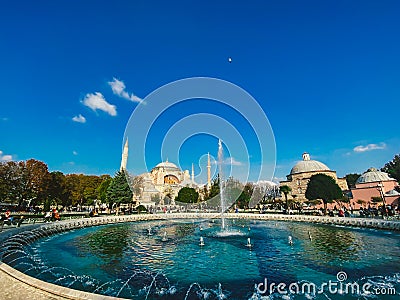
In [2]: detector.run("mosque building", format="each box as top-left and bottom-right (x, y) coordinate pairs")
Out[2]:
(350, 168), (400, 209)
(120, 139), (211, 206)
(279, 153), (348, 202)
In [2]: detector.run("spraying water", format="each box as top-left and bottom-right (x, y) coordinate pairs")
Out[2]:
(218, 139), (226, 230)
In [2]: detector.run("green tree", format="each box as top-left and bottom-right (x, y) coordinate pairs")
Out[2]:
(336, 194), (350, 208)
(65, 174), (86, 206)
(305, 174), (343, 215)
(65, 174), (106, 206)
(345, 173), (361, 189)
(106, 171), (133, 208)
(382, 154), (400, 183)
(207, 175), (220, 200)
(231, 182), (253, 209)
(83, 175), (104, 205)
(97, 177), (112, 203)
(0, 161), (19, 203)
(279, 185), (292, 212)
(371, 196), (382, 203)
(175, 187), (199, 203)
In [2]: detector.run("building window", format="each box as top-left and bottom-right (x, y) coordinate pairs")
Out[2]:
(164, 175), (179, 184)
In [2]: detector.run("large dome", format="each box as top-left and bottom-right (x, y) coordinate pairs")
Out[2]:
(154, 161), (180, 171)
(290, 153), (330, 175)
(356, 168), (395, 184)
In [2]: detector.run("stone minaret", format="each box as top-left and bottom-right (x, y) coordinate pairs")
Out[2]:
(120, 138), (129, 171)
(207, 152), (211, 189)
(191, 163), (195, 182)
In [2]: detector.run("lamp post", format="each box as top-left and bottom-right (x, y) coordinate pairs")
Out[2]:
(376, 183), (387, 217)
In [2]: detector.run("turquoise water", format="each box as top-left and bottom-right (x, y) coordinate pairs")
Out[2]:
(4, 219), (400, 299)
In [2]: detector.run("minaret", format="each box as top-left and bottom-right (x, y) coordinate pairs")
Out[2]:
(120, 138), (129, 171)
(191, 163), (195, 182)
(207, 152), (211, 189)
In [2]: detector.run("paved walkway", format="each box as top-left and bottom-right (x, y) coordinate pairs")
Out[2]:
(0, 267), (63, 300)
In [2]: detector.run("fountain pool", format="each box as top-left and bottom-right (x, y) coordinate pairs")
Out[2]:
(1, 219), (400, 299)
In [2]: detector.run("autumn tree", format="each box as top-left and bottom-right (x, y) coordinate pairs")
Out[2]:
(45, 171), (71, 209)
(65, 174), (107, 206)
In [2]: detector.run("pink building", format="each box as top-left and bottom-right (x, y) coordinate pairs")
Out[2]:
(351, 168), (400, 209)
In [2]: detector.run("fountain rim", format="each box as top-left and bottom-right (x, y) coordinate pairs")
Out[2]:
(1, 212), (400, 300)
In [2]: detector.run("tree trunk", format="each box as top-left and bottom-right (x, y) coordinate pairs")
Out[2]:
(284, 193), (288, 214)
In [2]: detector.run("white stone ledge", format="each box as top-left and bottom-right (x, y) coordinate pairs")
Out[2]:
(0, 262), (124, 300)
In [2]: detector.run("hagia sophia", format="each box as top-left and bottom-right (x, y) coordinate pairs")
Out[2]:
(120, 139), (211, 206)
(121, 138), (399, 209)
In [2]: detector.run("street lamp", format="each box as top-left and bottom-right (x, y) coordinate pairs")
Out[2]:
(376, 183), (387, 217)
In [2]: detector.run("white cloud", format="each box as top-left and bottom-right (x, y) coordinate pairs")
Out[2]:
(72, 151), (78, 156)
(72, 114), (86, 123)
(211, 157), (245, 166)
(83, 92), (117, 116)
(0, 150), (13, 161)
(353, 143), (386, 153)
(225, 157), (244, 166)
(108, 77), (142, 102)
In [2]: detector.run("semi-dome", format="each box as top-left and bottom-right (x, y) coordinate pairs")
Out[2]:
(290, 153), (330, 175)
(356, 168), (395, 184)
(154, 161), (180, 171)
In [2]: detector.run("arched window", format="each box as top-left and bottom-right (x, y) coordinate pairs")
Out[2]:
(164, 175), (179, 184)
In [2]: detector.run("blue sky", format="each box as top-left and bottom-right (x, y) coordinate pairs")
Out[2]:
(0, 0), (399, 182)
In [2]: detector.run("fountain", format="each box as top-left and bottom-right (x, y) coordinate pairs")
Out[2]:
(1, 219), (400, 299)
(246, 237), (252, 248)
(288, 235), (293, 245)
(161, 231), (167, 242)
(218, 139), (226, 230)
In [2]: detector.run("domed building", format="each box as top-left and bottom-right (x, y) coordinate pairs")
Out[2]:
(136, 160), (194, 205)
(120, 139), (208, 207)
(351, 168), (399, 208)
(150, 160), (191, 190)
(279, 153), (348, 202)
